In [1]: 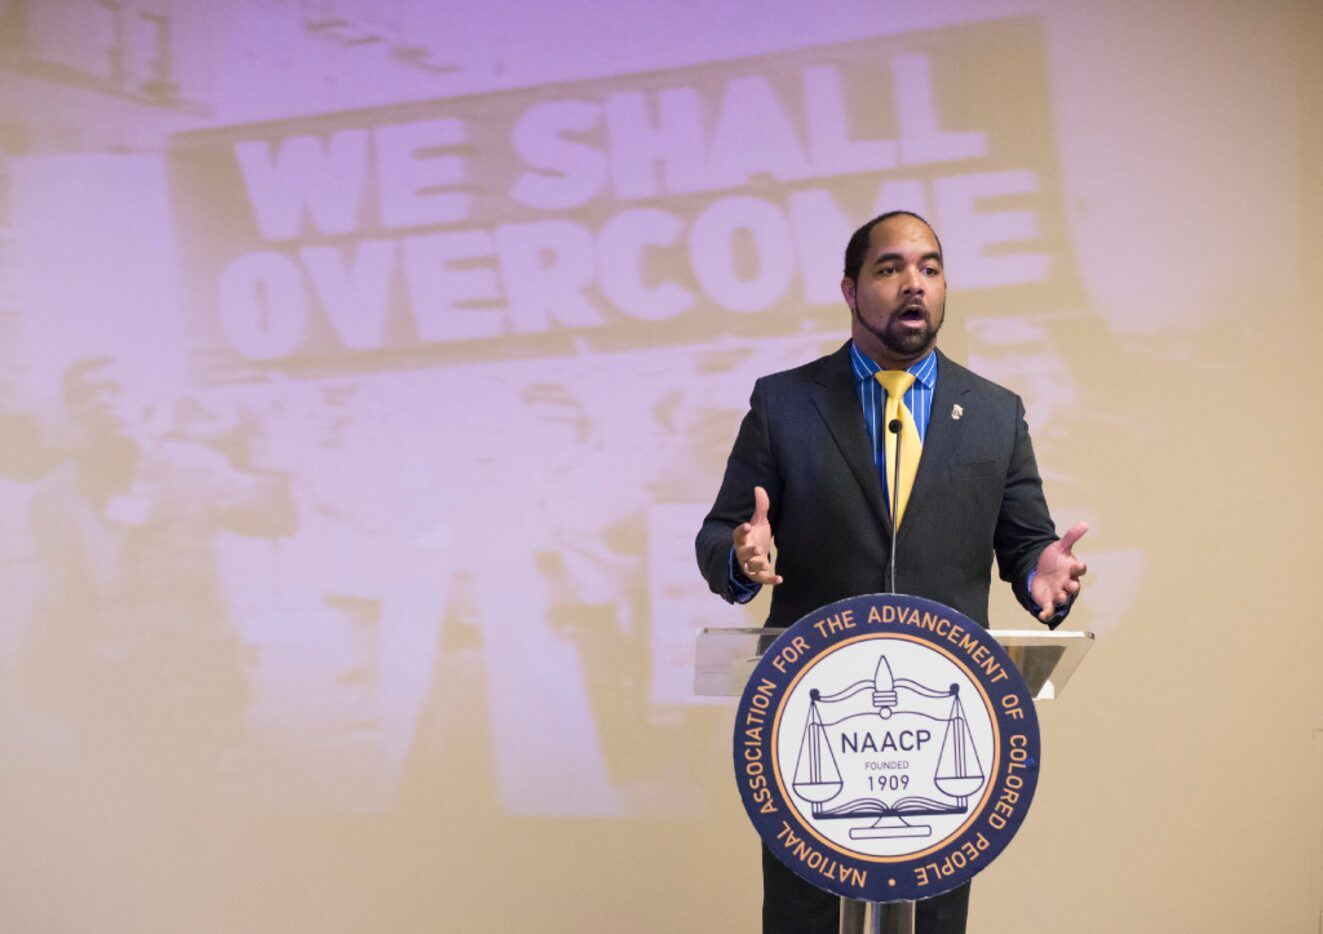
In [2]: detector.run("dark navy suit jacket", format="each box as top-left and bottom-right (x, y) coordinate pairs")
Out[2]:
(696, 342), (1062, 631)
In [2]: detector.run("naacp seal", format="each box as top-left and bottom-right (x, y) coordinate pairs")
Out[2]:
(734, 593), (1041, 903)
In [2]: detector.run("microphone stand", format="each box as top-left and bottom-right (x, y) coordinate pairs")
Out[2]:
(887, 418), (902, 595)
(842, 417), (917, 933)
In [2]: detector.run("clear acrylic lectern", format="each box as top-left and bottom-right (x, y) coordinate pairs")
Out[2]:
(695, 625), (1094, 934)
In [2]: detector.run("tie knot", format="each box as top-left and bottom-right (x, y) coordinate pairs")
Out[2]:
(874, 369), (916, 398)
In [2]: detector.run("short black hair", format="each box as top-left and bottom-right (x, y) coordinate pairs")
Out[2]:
(842, 211), (942, 282)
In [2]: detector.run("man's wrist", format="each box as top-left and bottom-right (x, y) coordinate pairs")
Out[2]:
(729, 546), (760, 604)
(1026, 568), (1074, 621)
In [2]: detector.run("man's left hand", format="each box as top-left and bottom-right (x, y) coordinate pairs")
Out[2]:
(1031, 522), (1089, 622)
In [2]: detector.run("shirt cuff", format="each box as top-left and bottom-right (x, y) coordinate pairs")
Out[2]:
(729, 547), (760, 605)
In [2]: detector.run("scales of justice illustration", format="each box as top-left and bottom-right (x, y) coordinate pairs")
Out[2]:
(791, 654), (987, 840)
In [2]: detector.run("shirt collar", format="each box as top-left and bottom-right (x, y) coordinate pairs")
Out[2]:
(849, 342), (937, 390)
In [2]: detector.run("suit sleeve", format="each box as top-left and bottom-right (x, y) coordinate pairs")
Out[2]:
(994, 396), (1063, 626)
(695, 379), (784, 603)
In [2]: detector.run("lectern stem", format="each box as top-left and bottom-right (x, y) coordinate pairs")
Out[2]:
(839, 898), (915, 934)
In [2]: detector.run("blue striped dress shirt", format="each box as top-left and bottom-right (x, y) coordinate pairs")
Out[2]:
(849, 342), (936, 502)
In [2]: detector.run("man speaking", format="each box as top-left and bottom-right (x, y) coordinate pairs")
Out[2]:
(695, 211), (1088, 934)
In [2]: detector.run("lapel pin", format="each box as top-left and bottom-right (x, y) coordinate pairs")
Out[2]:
(951, 404), (964, 420)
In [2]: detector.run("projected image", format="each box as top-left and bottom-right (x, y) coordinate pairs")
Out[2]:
(0, 4), (1156, 827)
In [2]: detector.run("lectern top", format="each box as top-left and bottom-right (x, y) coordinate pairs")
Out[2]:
(696, 627), (1092, 701)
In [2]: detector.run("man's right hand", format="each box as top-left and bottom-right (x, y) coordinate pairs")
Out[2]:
(732, 485), (783, 586)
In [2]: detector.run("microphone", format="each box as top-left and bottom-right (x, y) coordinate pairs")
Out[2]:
(887, 418), (902, 594)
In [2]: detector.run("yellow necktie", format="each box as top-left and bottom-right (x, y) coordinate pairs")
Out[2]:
(874, 370), (922, 528)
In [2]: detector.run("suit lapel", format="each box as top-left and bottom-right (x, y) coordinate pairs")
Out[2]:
(808, 344), (890, 530)
(906, 349), (973, 527)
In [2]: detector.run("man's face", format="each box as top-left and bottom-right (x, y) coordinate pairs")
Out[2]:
(841, 215), (946, 368)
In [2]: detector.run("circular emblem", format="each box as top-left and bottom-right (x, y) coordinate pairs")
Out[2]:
(733, 594), (1040, 903)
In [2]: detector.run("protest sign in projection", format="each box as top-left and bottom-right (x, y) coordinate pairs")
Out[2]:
(169, 19), (1078, 374)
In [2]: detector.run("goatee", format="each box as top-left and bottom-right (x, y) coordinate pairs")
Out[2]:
(854, 303), (943, 358)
